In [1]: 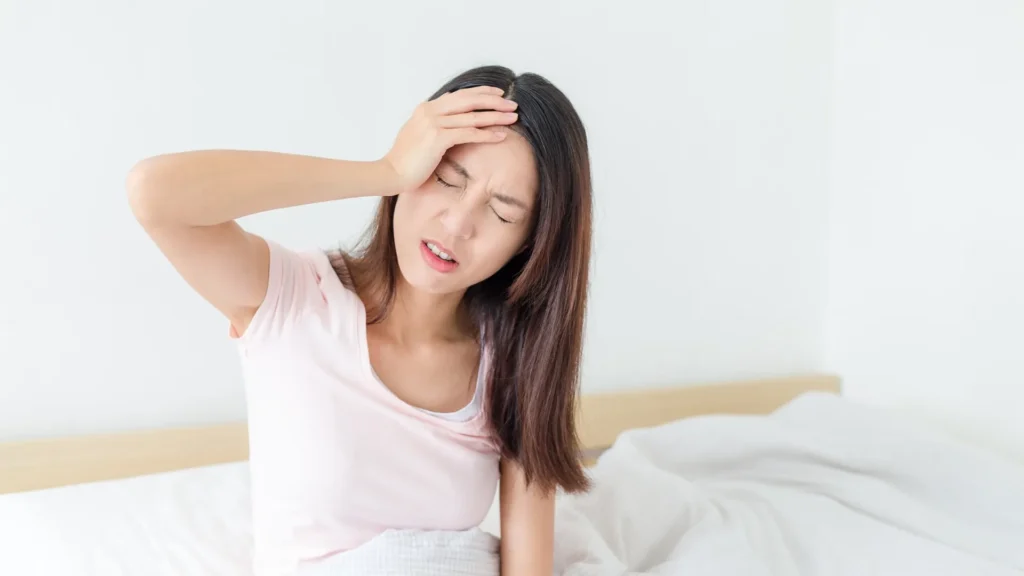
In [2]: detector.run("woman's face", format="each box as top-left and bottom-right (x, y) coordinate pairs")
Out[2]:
(393, 127), (537, 295)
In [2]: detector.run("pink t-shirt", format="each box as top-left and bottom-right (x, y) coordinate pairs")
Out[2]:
(234, 240), (501, 576)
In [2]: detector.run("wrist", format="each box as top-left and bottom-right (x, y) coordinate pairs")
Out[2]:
(365, 158), (404, 197)
(322, 158), (401, 199)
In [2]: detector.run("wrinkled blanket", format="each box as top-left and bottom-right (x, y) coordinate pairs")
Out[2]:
(553, 392), (1024, 575)
(297, 528), (499, 576)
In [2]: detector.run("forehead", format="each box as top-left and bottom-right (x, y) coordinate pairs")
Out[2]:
(446, 129), (537, 203)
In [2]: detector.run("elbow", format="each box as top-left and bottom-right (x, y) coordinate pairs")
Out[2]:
(125, 157), (167, 226)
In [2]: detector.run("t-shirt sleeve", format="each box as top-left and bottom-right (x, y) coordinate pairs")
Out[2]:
(232, 239), (324, 345)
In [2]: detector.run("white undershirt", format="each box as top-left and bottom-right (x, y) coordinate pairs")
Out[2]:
(419, 361), (486, 422)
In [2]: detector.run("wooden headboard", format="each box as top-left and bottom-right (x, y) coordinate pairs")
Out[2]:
(0, 373), (840, 494)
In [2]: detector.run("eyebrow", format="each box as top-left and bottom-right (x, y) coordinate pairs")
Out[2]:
(492, 192), (530, 211)
(443, 158), (531, 211)
(445, 158), (472, 181)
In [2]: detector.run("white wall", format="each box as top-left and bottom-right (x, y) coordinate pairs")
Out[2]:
(825, 0), (1024, 456)
(0, 0), (834, 440)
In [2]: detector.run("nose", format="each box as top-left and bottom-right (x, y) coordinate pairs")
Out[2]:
(439, 196), (475, 240)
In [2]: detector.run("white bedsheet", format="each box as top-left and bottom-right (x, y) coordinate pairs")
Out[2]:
(0, 455), (502, 575)
(0, 461), (255, 574)
(1, 393), (1022, 575)
(553, 392), (1024, 575)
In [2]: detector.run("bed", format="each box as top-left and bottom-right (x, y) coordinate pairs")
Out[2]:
(2, 373), (1023, 575)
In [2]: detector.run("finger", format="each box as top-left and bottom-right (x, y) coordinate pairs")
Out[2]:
(437, 111), (518, 129)
(431, 92), (517, 116)
(443, 127), (508, 147)
(432, 86), (504, 110)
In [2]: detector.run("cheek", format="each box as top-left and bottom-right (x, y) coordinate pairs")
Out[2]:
(393, 192), (434, 237)
(469, 229), (529, 276)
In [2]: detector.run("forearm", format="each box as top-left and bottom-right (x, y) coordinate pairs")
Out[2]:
(501, 546), (553, 576)
(499, 459), (555, 575)
(126, 150), (396, 227)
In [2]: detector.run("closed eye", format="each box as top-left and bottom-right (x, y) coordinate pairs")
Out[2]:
(491, 207), (514, 224)
(434, 173), (457, 188)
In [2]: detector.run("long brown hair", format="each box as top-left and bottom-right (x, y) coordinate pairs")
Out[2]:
(332, 65), (592, 493)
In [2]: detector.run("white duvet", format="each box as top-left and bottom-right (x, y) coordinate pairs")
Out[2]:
(2, 392), (1022, 575)
(553, 392), (1024, 575)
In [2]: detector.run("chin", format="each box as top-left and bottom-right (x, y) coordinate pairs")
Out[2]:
(410, 277), (458, 295)
(397, 258), (465, 296)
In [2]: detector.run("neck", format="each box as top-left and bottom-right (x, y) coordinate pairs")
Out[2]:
(382, 276), (471, 344)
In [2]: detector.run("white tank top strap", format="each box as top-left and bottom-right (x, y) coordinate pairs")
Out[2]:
(420, 336), (487, 423)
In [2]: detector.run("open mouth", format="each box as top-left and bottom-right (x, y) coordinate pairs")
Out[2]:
(420, 240), (459, 272)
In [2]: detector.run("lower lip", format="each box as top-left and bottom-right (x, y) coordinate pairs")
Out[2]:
(420, 241), (459, 273)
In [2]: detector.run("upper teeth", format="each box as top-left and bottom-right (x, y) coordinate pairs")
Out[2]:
(427, 242), (454, 262)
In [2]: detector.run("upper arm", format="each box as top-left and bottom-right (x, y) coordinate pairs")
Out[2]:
(139, 219), (270, 336)
(499, 458), (556, 575)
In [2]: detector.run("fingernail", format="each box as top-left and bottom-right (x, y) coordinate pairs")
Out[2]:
(506, 99), (518, 109)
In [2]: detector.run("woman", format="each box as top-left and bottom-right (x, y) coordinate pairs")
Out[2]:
(127, 65), (592, 575)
